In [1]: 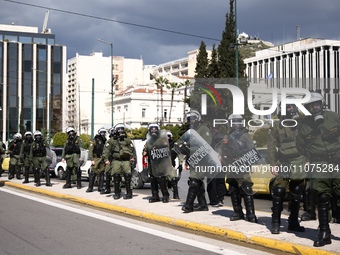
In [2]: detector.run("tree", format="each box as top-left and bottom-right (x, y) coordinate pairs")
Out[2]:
(166, 81), (183, 124)
(154, 76), (169, 126)
(195, 41), (209, 78)
(207, 44), (219, 78)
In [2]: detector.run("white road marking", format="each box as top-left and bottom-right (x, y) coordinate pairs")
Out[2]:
(0, 188), (248, 255)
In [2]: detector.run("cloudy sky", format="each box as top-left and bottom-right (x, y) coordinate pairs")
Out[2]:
(1, 0), (339, 65)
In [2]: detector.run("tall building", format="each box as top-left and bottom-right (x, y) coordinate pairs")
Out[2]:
(0, 24), (66, 143)
(244, 38), (340, 113)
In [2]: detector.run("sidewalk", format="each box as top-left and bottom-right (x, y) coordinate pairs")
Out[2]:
(0, 177), (339, 255)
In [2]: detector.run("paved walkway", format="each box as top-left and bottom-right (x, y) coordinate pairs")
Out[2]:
(0, 177), (339, 255)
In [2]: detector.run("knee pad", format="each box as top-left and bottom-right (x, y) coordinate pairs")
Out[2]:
(240, 181), (253, 195)
(273, 186), (286, 199)
(318, 193), (331, 205)
(189, 178), (200, 188)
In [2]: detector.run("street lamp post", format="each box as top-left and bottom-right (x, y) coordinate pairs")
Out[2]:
(235, 0), (238, 87)
(97, 38), (114, 127)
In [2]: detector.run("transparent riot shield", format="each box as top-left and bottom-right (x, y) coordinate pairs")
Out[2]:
(215, 129), (265, 195)
(146, 130), (173, 177)
(174, 129), (222, 182)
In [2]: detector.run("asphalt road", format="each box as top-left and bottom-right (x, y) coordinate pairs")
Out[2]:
(0, 188), (275, 255)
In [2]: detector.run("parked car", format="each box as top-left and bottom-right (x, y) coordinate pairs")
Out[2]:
(1, 156), (9, 172)
(1, 148), (56, 177)
(49, 147), (63, 177)
(54, 148), (91, 180)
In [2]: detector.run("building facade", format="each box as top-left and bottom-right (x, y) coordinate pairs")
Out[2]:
(0, 24), (66, 143)
(244, 38), (340, 113)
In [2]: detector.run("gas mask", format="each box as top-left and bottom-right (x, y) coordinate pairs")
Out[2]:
(306, 101), (324, 125)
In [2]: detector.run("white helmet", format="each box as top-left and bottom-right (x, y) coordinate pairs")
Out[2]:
(277, 95), (298, 117)
(98, 127), (106, 135)
(166, 131), (173, 139)
(34, 130), (42, 136)
(114, 123), (125, 132)
(304, 92), (324, 115)
(66, 127), (76, 134)
(13, 133), (22, 140)
(186, 110), (201, 122)
(228, 114), (244, 130)
(148, 123), (160, 136)
(24, 131), (33, 137)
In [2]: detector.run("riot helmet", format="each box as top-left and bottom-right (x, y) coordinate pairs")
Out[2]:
(24, 131), (33, 142)
(13, 133), (22, 141)
(166, 131), (173, 140)
(114, 123), (127, 139)
(34, 130), (43, 142)
(109, 127), (116, 138)
(66, 127), (76, 139)
(228, 114), (245, 131)
(148, 123), (160, 136)
(98, 127), (107, 137)
(277, 95), (298, 119)
(186, 110), (201, 129)
(303, 92), (324, 125)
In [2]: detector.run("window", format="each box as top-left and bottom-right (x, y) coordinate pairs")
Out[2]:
(142, 108), (146, 118)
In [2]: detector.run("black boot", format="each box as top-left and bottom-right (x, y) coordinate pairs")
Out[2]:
(76, 168), (82, 189)
(182, 178), (200, 213)
(301, 188), (316, 221)
(171, 177), (180, 199)
(86, 172), (95, 192)
(314, 194), (332, 247)
(288, 185), (305, 232)
(331, 195), (340, 223)
(271, 187), (285, 234)
(159, 176), (170, 203)
(98, 172), (105, 193)
(45, 168), (52, 186)
(101, 173), (112, 194)
(149, 176), (160, 203)
(229, 190), (244, 221)
(22, 167), (30, 184)
(63, 169), (72, 189)
(113, 173), (121, 199)
(244, 195), (257, 223)
(8, 164), (14, 180)
(124, 173), (133, 199)
(34, 168), (41, 187)
(16, 166), (22, 180)
(196, 181), (208, 211)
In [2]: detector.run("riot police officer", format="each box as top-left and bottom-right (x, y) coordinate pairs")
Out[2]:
(101, 127), (115, 195)
(144, 124), (172, 203)
(220, 114), (257, 223)
(103, 124), (135, 199)
(181, 110), (210, 213)
(87, 127), (107, 193)
(19, 131), (34, 184)
(296, 92), (340, 247)
(0, 139), (6, 177)
(8, 133), (23, 180)
(167, 131), (181, 199)
(267, 97), (306, 234)
(61, 127), (82, 189)
(30, 130), (51, 186)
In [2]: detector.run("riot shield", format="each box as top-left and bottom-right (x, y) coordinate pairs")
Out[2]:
(215, 129), (265, 195)
(146, 130), (173, 177)
(174, 129), (222, 181)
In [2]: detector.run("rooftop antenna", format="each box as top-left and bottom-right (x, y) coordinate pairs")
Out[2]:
(296, 25), (300, 41)
(41, 10), (50, 33)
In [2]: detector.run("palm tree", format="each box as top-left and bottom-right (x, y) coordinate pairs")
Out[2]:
(166, 81), (183, 124)
(154, 76), (169, 126)
(181, 79), (192, 122)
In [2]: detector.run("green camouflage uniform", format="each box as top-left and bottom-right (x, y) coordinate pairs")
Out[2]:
(19, 138), (33, 183)
(62, 136), (82, 188)
(29, 139), (50, 186)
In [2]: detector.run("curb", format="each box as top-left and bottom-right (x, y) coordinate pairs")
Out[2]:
(1, 181), (338, 255)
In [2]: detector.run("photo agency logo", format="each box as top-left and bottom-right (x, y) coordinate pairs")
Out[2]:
(198, 83), (312, 128)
